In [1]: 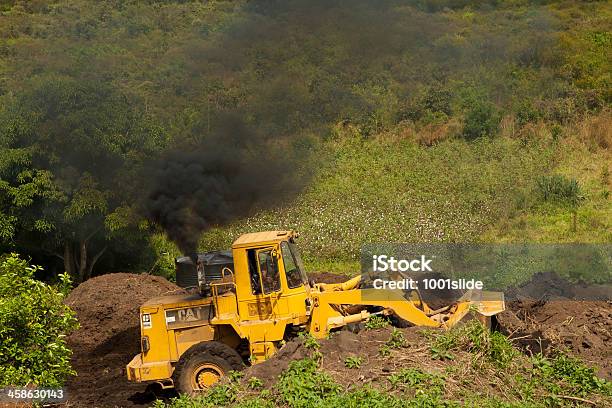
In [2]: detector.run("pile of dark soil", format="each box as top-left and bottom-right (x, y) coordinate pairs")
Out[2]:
(498, 299), (612, 378)
(64, 273), (180, 408)
(495, 273), (612, 378)
(301, 328), (435, 389)
(243, 326), (549, 403)
(244, 316), (611, 405)
(243, 327), (443, 389)
(504, 271), (611, 301)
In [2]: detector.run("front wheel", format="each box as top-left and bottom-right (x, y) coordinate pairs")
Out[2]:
(172, 341), (244, 395)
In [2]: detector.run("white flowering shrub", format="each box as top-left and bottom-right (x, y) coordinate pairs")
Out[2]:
(200, 136), (550, 271)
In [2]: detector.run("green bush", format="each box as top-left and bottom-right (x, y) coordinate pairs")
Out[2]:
(536, 175), (582, 206)
(147, 233), (181, 282)
(247, 376), (264, 390)
(462, 100), (501, 140)
(387, 328), (406, 349)
(235, 396), (276, 408)
(0, 254), (79, 387)
(514, 100), (540, 127)
(298, 332), (321, 350)
(401, 84), (453, 126)
(152, 372), (243, 408)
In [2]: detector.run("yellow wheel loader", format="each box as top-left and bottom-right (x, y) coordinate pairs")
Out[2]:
(126, 230), (504, 394)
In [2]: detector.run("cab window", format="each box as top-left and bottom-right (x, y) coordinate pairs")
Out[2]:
(247, 249), (262, 295)
(257, 249), (280, 294)
(281, 241), (303, 288)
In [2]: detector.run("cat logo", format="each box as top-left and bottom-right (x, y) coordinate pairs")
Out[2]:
(165, 305), (210, 329)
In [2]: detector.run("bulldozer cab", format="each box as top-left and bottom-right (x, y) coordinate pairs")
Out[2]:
(228, 231), (310, 324)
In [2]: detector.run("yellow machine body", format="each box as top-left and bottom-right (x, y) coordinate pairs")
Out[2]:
(126, 230), (505, 387)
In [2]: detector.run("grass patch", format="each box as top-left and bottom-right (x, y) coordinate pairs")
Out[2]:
(194, 124), (609, 276)
(388, 367), (445, 396)
(484, 124), (611, 244)
(247, 377), (264, 390)
(305, 259), (359, 275)
(532, 353), (611, 398)
(426, 321), (518, 368)
(277, 358), (340, 408)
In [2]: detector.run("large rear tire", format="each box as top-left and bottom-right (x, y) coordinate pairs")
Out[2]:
(172, 341), (244, 395)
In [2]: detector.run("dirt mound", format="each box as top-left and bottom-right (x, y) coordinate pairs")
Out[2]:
(497, 299), (612, 378)
(244, 339), (308, 386)
(316, 328), (430, 388)
(505, 272), (611, 301)
(244, 314), (612, 404)
(243, 327), (429, 388)
(65, 273), (181, 408)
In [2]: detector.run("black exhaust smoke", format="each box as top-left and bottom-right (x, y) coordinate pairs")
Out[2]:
(144, 116), (305, 254)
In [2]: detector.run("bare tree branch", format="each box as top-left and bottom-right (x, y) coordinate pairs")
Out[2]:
(86, 245), (108, 280)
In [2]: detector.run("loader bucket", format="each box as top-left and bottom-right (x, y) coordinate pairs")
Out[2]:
(437, 290), (505, 328)
(310, 274), (505, 336)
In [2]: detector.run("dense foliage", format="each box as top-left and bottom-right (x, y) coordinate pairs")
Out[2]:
(0, 0), (609, 277)
(0, 253), (78, 386)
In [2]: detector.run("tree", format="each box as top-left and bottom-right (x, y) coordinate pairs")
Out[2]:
(462, 100), (501, 140)
(0, 75), (163, 282)
(0, 253), (78, 387)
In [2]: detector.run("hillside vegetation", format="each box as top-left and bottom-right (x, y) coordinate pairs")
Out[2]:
(0, 0), (609, 278)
